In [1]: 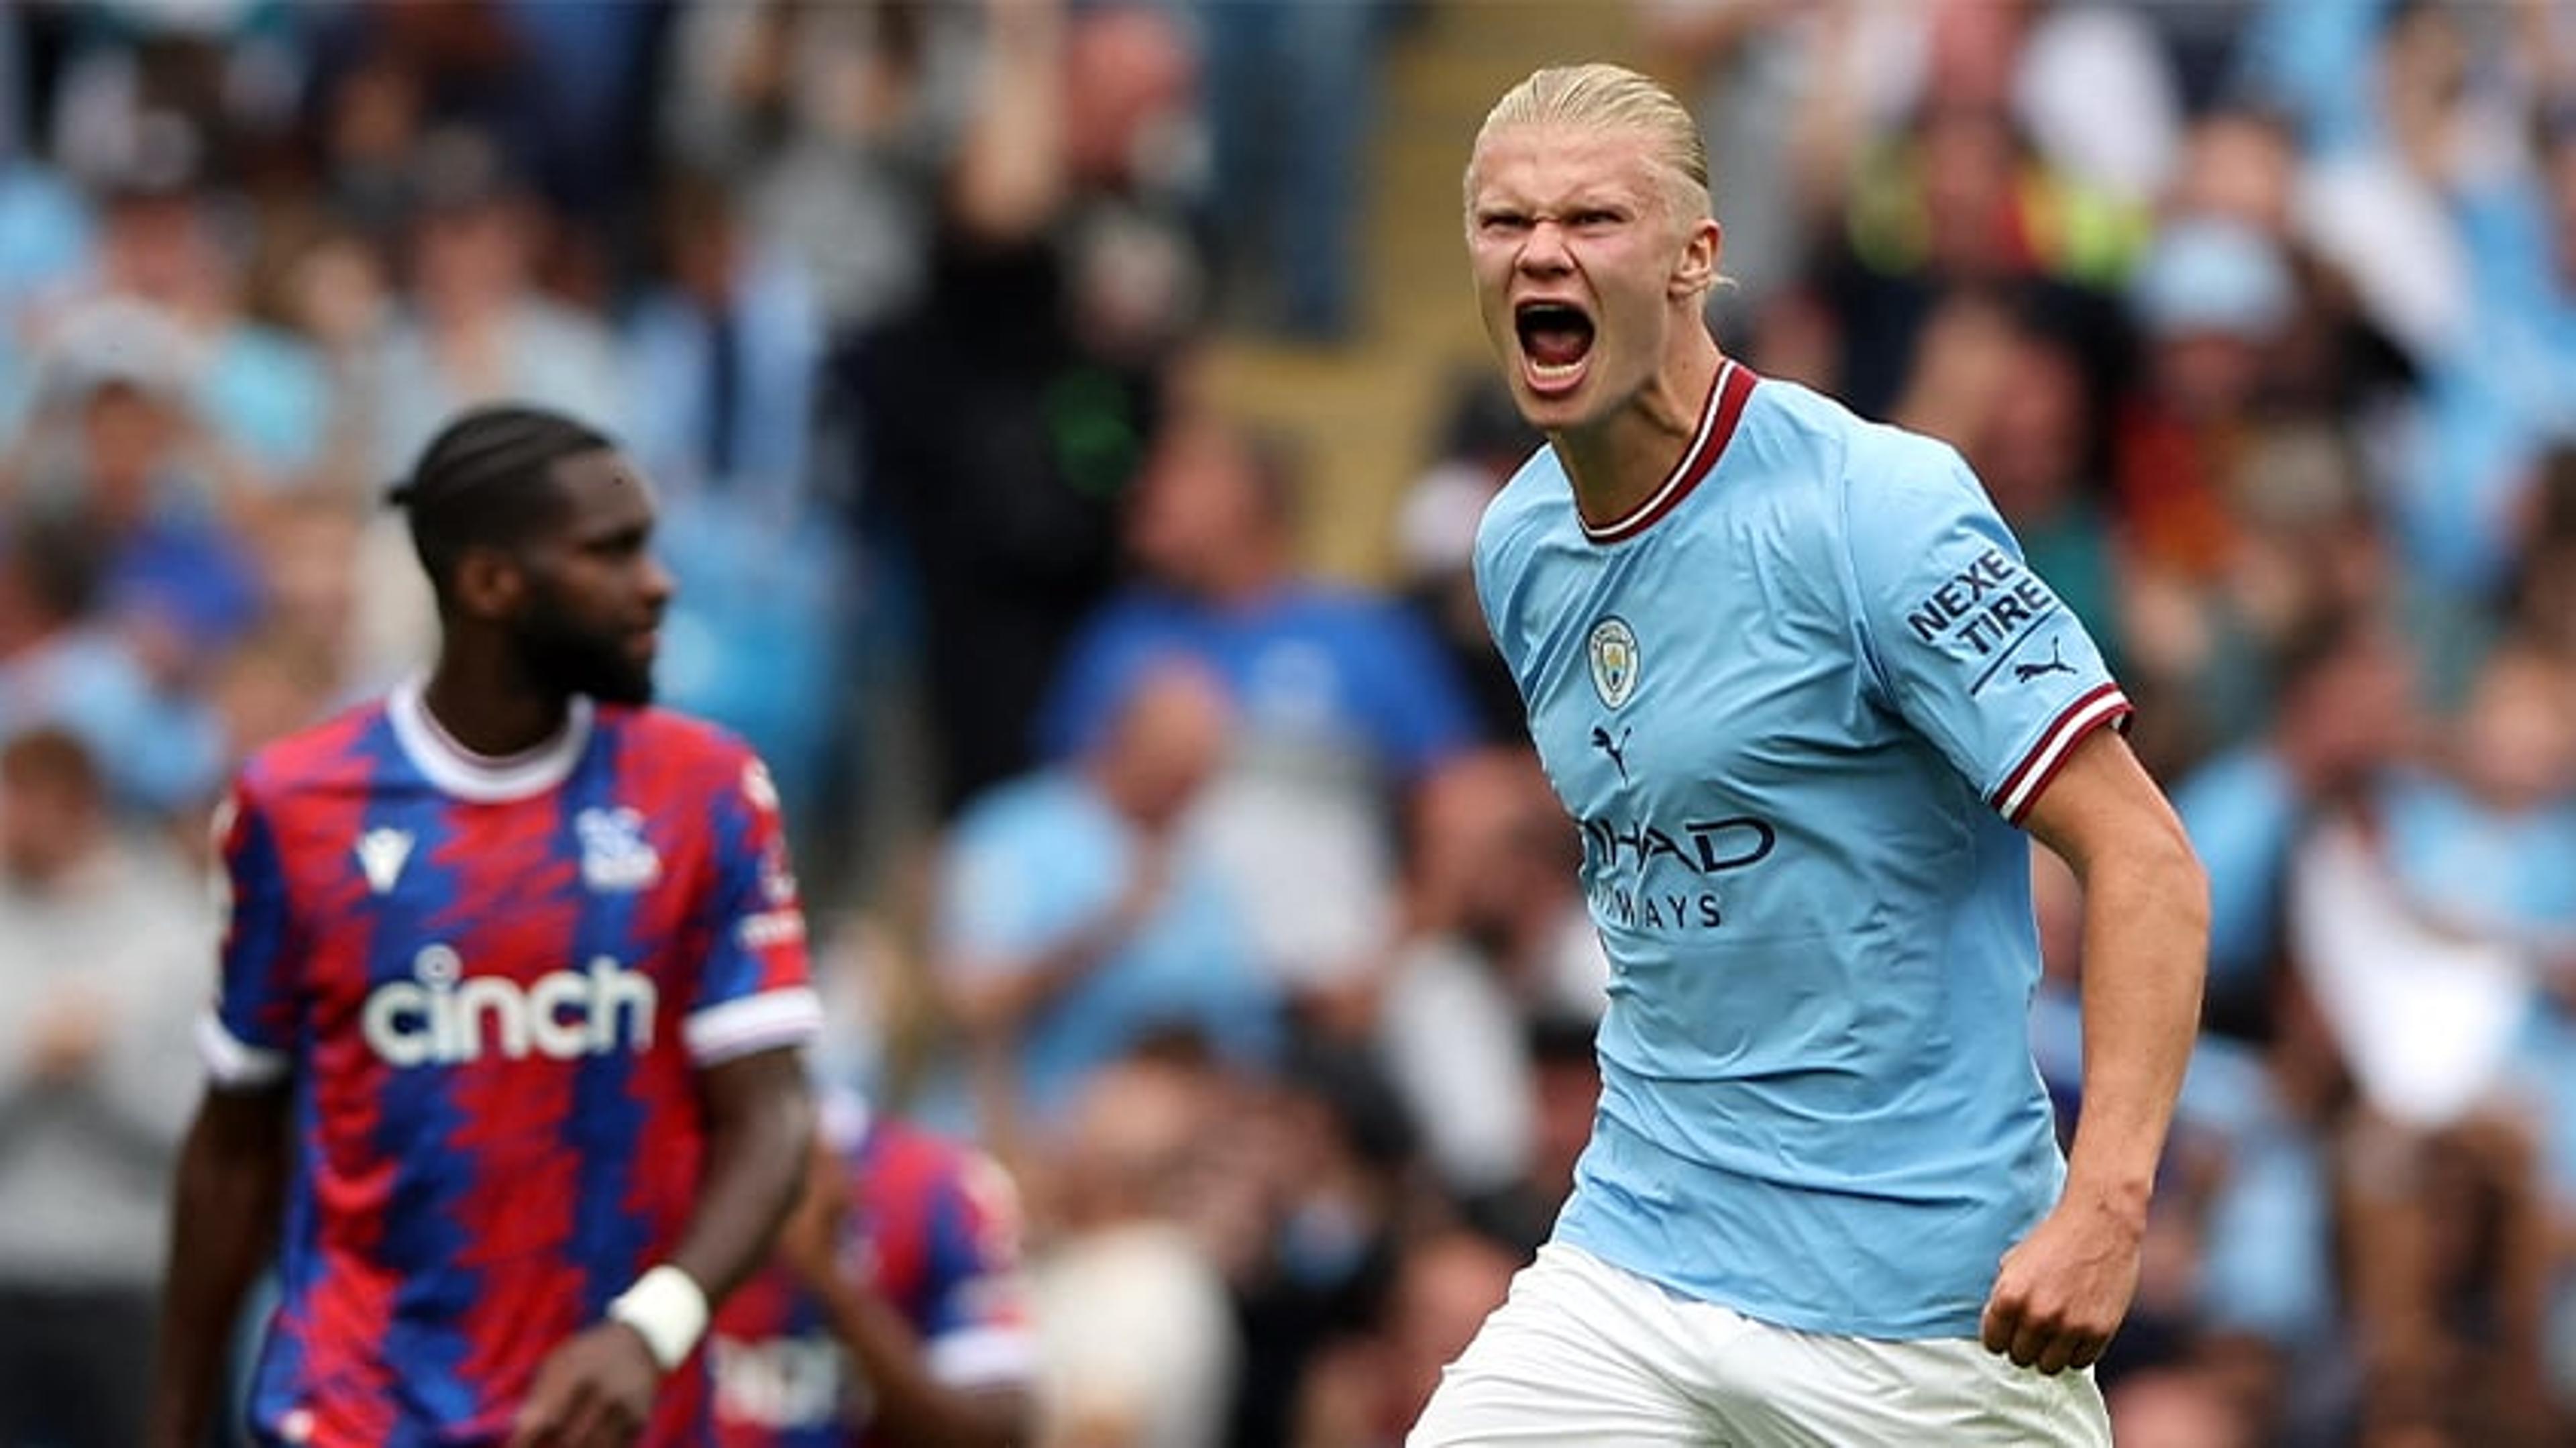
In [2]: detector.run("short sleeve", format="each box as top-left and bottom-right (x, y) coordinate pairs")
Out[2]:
(932, 788), (1106, 978)
(1844, 448), (2132, 825)
(197, 784), (299, 1089)
(684, 753), (823, 1064)
(936, 829), (1044, 972)
(917, 1147), (1036, 1390)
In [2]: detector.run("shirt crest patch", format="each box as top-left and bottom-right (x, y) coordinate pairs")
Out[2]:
(576, 807), (662, 892)
(1589, 615), (1640, 709)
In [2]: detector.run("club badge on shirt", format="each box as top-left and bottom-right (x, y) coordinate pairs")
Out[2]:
(1589, 615), (1640, 710)
(577, 807), (662, 892)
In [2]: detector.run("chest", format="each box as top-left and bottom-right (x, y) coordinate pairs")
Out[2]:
(1507, 528), (1874, 823)
(274, 787), (715, 1012)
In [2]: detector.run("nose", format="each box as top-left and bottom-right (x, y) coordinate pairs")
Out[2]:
(1517, 219), (1574, 276)
(638, 553), (676, 612)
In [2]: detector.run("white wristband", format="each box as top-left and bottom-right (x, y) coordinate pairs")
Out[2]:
(606, 1264), (709, 1371)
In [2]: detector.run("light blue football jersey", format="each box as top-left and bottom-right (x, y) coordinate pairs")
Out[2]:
(1476, 360), (2132, 1339)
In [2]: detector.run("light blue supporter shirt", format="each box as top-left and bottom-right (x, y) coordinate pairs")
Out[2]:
(937, 770), (1283, 1122)
(1476, 361), (2133, 1339)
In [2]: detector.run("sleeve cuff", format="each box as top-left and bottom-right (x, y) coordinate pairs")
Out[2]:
(926, 1322), (1037, 1388)
(197, 1012), (291, 1088)
(684, 987), (824, 1064)
(1993, 684), (2134, 825)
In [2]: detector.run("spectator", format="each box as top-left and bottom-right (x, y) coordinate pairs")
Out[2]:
(1636, 0), (1864, 338)
(1373, 748), (1600, 1207)
(2172, 609), (2419, 1030)
(1460, 1015), (1604, 1264)
(2418, 97), (2576, 597)
(2281, 644), (2576, 1443)
(660, 0), (979, 335)
(850, 0), (1201, 814)
(2106, 1367), (2253, 1448)
(1821, 83), (2139, 419)
(71, 115), (329, 482)
(0, 727), (207, 1448)
(1027, 1055), (1240, 1448)
(0, 511), (225, 817)
(366, 126), (623, 479)
(1197, 0), (1390, 341)
(1040, 409), (1477, 1015)
(936, 659), (1278, 1151)
(1393, 372), (1544, 742)
(1291, 1229), (1519, 1448)
(11, 309), (266, 680)
(347, 126), (624, 683)
(623, 168), (851, 832)
(1210, 1042), (1419, 1448)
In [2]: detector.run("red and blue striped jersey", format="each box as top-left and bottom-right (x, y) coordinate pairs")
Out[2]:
(710, 1104), (1031, 1448)
(200, 681), (822, 1446)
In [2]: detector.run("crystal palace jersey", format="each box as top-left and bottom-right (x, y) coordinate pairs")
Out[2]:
(710, 1099), (1030, 1447)
(200, 680), (822, 1445)
(1474, 362), (2131, 1339)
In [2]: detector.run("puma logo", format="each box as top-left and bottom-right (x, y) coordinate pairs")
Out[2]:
(1590, 725), (1631, 782)
(2014, 639), (2076, 684)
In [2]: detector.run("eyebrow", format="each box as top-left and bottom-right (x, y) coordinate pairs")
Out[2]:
(570, 512), (653, 548)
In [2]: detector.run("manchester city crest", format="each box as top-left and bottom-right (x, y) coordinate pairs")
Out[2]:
(1588, 615), (1640, 709)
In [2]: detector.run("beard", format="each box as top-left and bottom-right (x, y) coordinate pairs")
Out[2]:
(513, 593), (655, 706)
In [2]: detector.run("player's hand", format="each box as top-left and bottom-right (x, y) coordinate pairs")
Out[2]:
(508, 1323), (662, 1448)
(1978, 1192), (2144, 1376)
(1110, 840), (1174, 935)
(775, 1137), (854, 1291)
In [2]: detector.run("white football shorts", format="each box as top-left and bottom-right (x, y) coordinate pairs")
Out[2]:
(1409, 1242), (2110, 1447)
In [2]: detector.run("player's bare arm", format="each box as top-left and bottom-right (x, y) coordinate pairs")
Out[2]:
(146, 1083), (290, 1448)
(1985, 727), (2209, 1375)
(513, 1046), (814, 1447)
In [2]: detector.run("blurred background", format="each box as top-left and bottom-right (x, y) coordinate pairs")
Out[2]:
(5, 0), (2576, 1444)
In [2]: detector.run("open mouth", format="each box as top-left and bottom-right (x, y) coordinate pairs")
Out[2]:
(1514, 301), (1595, 388)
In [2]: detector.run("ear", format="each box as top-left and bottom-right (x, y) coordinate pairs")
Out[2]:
(1670, 217), (1723, 300)
(450, 545), (528, 623)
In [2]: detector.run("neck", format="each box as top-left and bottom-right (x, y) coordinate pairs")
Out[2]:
(1200, 544), (1285, 608)
(420, 646), (572, 758)
(1556, 333), (1725, 531)
(0, 607), (39, 659)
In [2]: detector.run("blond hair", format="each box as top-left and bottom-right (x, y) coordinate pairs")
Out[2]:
(1466, 62), (1711, 223)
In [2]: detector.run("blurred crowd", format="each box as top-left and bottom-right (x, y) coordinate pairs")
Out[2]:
(7, 1), (2576, 1446)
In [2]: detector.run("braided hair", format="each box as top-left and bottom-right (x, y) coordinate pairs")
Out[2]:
(388, 405), (612, 608)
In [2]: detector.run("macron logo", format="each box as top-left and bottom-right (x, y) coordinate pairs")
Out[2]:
(361, 945), (657, 1068)
(356, 828), (413, 895)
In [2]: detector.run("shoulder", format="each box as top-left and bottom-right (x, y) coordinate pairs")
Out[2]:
(1807, 398), (1979, 515)
(1056, 591), (1198, 686)
(859, 1118), (971, 1196)
(860, 1119), (1020, 1225)
(1078, 588), (1191, 639)
(951, 772), (1085, 849)
(234, 696), (392, 810)
(1733, 385), (1987, 566)
(600, 705), (772, 798)
(1274, 581), (1432, 639)
(1472, 445), (1572, 580)
(601, 703), (746, 755)
(1737, 377), (1960, 495)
